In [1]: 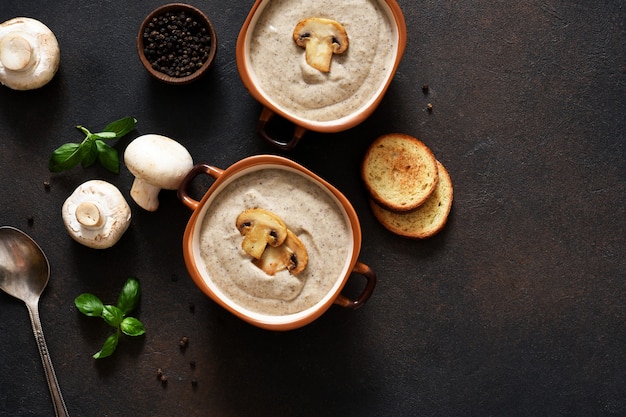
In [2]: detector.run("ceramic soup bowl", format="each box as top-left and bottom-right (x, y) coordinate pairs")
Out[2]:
(178, 155), (376, 330)
(236, 0), (407, 150)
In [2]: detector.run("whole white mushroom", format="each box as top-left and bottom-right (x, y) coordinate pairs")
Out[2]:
(62, 180), (131, 249)
(0, 17), (60, 90)
(123, 134), (193, 211)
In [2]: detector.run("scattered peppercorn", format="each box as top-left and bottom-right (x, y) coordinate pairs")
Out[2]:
(422, 84), (429, 94)
(43, 181), (51, 191)
(142, 10), (212, 78)
(157, 368), (168, 384)
(179, 336), (189, 348)
(188, 302), (195, 314)
(427, 103), (433, 112)
(191, 378), (198, 387)
(189, 360), (196, 369)
(27, 215), (34, 226)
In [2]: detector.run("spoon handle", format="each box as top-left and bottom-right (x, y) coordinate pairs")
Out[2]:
(26, 301), (70, 417)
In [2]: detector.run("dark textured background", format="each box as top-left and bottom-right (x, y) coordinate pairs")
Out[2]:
(0, 1), (624, 416)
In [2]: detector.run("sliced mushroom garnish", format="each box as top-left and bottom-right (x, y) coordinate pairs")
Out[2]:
(236, 208), (288, 259)
(293, 17), (349, 73)
(253, 229), (308, 276)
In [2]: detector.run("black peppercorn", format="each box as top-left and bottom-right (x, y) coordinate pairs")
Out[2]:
(179, 336), (189, 348)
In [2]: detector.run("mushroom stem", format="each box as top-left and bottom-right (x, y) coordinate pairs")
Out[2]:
(0, 33), (35, 71)
(303, 36), (334, 73)
(75, 202), (106, 229)
(130, 177), (162, 212)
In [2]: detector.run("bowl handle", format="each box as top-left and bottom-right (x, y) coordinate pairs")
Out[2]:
(257, 107), (307, 151)
(177, 163), (224, 211)
(333, 261), (377, 310)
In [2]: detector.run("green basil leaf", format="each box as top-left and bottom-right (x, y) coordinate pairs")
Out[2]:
(50, 118), (136, 174)
(120, 317), (146, 336)
(48, 143), (82, 172)
(102, 305), (124, 328)
(93, 332), (119, 359)
(102, 116), (137, 138)
(117, 277), (141, 315)
(74, 293), (104, 317)
(80, 138), (98, 168)
(95, 140), (119, 173)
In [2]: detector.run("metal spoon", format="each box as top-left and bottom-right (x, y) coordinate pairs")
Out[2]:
(0, 226), (69, 417)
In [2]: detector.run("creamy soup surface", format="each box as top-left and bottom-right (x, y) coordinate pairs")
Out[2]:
(198, 168), (352, 316)
(248, 0), (396, 122)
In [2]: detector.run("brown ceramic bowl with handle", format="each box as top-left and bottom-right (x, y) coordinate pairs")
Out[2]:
(178, 155), (376, 331)
(236, 0), (407, 150)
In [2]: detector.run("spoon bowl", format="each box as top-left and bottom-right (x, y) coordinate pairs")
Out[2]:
(0, 226), (69, 417)
(0, 227), (49, 300)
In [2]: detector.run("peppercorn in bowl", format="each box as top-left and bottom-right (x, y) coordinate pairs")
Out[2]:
(137, 3), (217, 84)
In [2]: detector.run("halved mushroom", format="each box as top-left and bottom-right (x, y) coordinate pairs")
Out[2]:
(253, 230), (308, 276)
(293, 17), (349, 73)
(236, 208), (288, 260)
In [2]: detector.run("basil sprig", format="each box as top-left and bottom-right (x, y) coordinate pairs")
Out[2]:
(74, 277), (145, 359)
(49, 116), (137, 174)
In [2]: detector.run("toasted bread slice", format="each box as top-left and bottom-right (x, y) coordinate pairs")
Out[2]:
(370, 160), (453, 239)
(361, 133), (438, 211)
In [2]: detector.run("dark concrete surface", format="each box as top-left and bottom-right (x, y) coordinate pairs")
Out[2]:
(0, 1), (624, 416)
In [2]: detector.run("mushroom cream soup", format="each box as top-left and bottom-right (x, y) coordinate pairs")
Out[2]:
(198, 168), (351, 316)
(248, 0), (396, 122)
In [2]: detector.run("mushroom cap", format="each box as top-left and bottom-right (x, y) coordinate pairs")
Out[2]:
(293, 18), (349, 52)
(62, 180), (131, 249)
(124, 134), (193, 190)
(0, 17), (60, 90)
